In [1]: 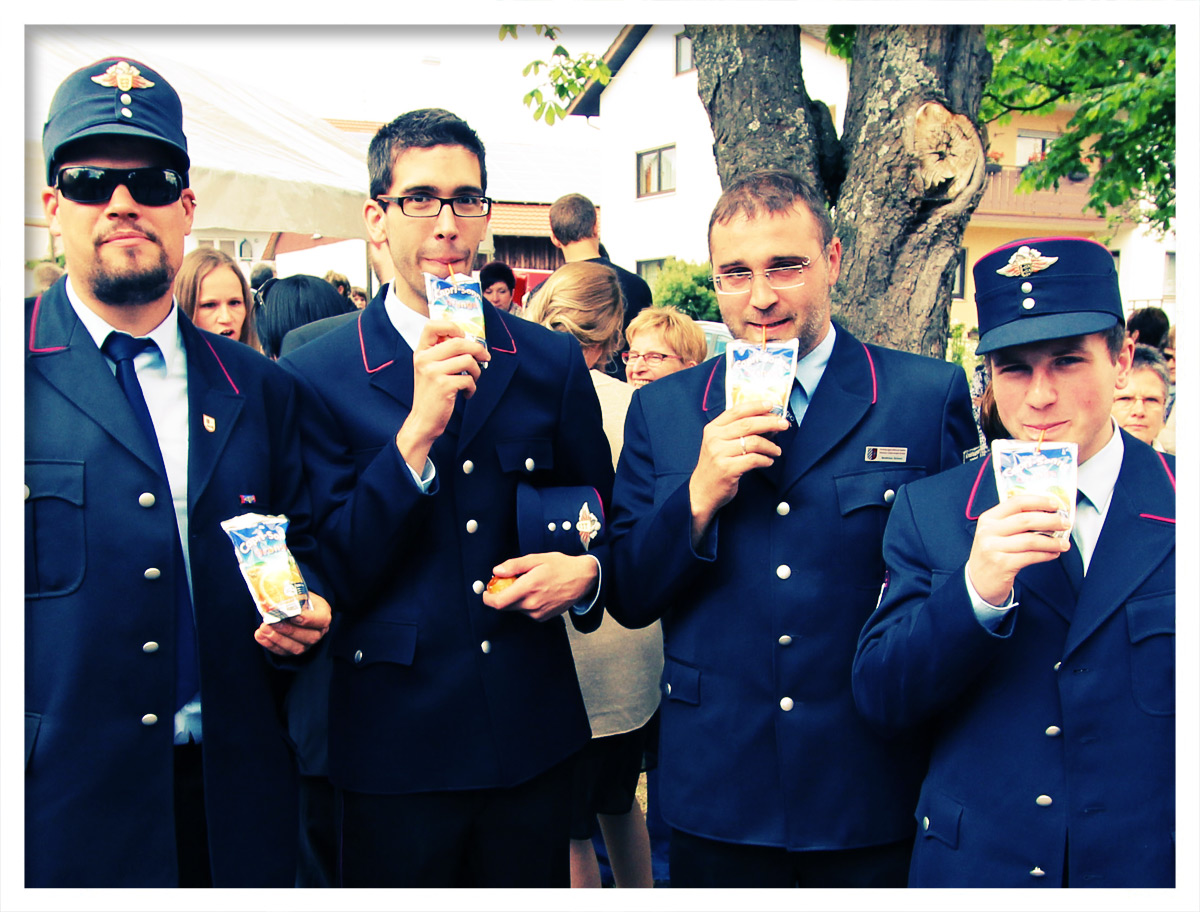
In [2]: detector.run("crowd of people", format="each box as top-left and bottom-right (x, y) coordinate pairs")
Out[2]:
(24, 55), (1176, 892)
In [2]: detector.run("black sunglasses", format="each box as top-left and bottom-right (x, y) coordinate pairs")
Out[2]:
(55, 166), (185, 207)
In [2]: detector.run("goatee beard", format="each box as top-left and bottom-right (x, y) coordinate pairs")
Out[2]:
(91, 258), (173, 307)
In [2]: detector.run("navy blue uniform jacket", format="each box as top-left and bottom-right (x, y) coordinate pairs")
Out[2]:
(853, 437), (1175, 887)
(281, 288), (613, 795)
(609, 323), (976, 850)
(25, 278), (325, 887)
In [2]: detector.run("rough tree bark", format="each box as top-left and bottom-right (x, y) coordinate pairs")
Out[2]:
(690, 25), (992, 358)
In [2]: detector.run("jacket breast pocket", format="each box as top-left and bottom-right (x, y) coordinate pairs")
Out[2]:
(1126, 592), (1174, 716)
(833, 467), (927, 516)
(333, 619), (418, 669)
(25, 461), (86, 599)
(496, 437), (555, 477)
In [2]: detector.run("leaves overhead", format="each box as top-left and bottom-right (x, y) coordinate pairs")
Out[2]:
(982, 24), (1175, 234)
(501, 24), (611, 125)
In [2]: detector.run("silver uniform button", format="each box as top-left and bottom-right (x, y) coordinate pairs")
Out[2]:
(120, 92), (132, 104)
(142, 641), (159, 653)
(144, 567), (161, 580)
(481, 640), (491, 654)
(562, 520), (572, 531)
(923, 816), (930, 831)
(776, 502), (790, 516)
(776, 564), (791, 580)
(548, 522), (557, 532)
(1036, 794), (1053, 807)
(1021, 281), (1033, 293)
(779, 697), (794, 711)
(525, 457), (535, 471)
(1030, 867), (1046, 878)
(121, 107), (133, 118)
(472, 580), (485, 595)
(466, 519), (478, 534)
(24, 484), (30, 500)
(1022, 297), (1036, 310)
(665, 683), (672, 695)
(1045, 725), (1062, 737)
(462, 460), (474, 474)
(778, 635), (793, 646)
(1054, 661), (1062, 671)
(883, 488), (896, 504)
(141, 713), (158, 726)
(353, 649), (363, 664)
(139, 492), (156, 508)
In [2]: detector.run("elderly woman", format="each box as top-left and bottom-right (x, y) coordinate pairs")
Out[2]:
(623, 305), (708, 388)
(526, 261), (660, 889)
(174, 248), (260, 350)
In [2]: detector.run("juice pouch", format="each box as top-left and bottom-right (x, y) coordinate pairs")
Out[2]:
(991, 439), (1078, 541)
(220, 513), (309, 623)
(425, 272), (488, 349)
(726, 339), (799, 418)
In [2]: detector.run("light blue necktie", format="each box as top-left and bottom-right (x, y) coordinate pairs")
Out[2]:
(789, 379), (809, 426)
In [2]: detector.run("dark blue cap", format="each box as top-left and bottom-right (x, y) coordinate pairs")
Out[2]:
(973, 236), (1122, 354)
(516, 483), (605, 557)
(43, 57), (189, 184)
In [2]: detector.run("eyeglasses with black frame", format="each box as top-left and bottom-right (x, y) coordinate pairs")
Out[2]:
(622, 350), (681, 366)
(55, 166), (185, 207)
(374, 194), (492, 218)
(711, 259), (812, 295)
(254, 277), (278, 311)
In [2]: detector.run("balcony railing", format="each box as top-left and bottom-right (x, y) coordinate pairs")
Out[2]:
(976, 166), (1102, 222)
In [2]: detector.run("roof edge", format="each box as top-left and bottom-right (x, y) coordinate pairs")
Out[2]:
(565, 24), (653, 119)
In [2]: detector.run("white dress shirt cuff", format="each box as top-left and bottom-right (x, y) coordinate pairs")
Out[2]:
(966, 566), (1017, 629)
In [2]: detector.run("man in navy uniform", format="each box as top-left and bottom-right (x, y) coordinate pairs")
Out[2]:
(608, 169), (977, 887)
(280, 108), (614, 887)
(853, 237), (1174, 887)
(26, 58), (331, 887)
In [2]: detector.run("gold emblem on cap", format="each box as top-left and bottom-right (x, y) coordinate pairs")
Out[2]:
(92, 61), (155, 93)
(996, 245), (1058, 278)
(576, 502), (601, 552)
(203, 414), (216, 432)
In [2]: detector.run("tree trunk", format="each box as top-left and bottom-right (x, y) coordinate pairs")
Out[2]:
(690, 25), (992, 358)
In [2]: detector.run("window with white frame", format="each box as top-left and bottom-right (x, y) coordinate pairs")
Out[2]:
(1015, 130), (1057, 166)
(637, 259), (666, 287)
(637, 145), (677, 198)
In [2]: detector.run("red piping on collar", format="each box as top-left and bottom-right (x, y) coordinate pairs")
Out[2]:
(359, 313), (393, 374)
(202, 336), (240, 394)
(965, 455), (993, 521)
(491, 311), (517, 354)
(861, 343), (878, 404)
(701, 360), (721, 412)
(1139, 513), (1175, 524)
(28, 294), (67, 353)
(1156, 451), (1175, 489)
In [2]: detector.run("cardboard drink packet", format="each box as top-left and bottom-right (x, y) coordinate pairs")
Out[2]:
(425, 272), (488, 349)
(991, 439), (1078, 540)
(221, 513), (309, 623)
(726, 339), (799, 417)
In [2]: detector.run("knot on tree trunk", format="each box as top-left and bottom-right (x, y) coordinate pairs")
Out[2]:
(908, 101), (982, 201)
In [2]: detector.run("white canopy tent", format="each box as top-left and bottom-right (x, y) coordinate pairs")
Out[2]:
(25, 27), (369, 246)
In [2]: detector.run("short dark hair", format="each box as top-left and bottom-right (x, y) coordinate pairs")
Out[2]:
(1126, 306), (1170, 349)
(707, 170), (834, 257)
(254, 274), (358, 359)
(549, 193), (599, 245)
(367, 108), (487, 201)
(479, 261), (515, 292)
(250, 262), (275, 290)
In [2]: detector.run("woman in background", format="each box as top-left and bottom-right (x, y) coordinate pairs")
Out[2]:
(253, 274), (359, 360)
(623, 306), (707, 389)
(174, 248), (260, 351)
(527, 261), (659, 890)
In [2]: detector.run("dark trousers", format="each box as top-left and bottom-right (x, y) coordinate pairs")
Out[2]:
(173, 742), (212, 888)
(336, 755), (575, 887)
(670, 828), (912, 888)
(296, 775), (337, 887)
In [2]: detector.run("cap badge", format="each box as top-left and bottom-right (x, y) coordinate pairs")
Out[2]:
(996, 245), (1058, 278)
(91, 61), (154, 93)
(576, 502), (601, 552)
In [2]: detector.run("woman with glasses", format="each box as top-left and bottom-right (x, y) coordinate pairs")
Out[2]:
(174, 248), (260, 351)
(623, 306), (707, 389)
(527, 261), (660, 890)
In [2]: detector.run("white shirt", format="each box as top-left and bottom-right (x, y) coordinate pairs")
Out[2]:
(67, 281), (200, 742)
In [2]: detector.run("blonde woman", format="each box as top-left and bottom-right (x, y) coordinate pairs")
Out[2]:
(174, 247), (260, 351)
(623, 305), (707, 389)
(527, 261), (661, 889)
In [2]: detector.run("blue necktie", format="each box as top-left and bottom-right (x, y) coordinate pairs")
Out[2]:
(1060, 491), (1088, 597)
(789, 378), (809, 426)
(103, 332), (199, 711)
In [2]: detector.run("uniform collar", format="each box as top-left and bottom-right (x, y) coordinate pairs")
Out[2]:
(795, 321), (836, 397)
(1078, 417), (1124, 513)
(66, 276), (185, 374)
(384, 279), (429, 352)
